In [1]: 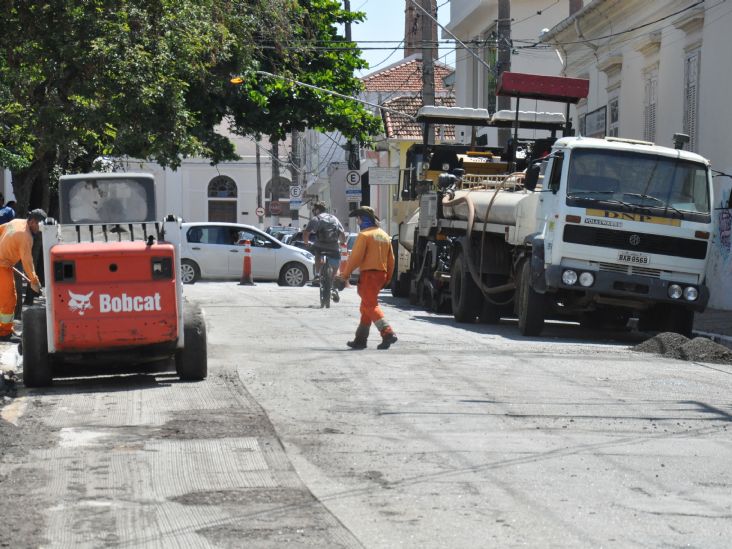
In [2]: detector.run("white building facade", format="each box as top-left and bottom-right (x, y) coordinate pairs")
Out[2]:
(541, 0), (732, 309)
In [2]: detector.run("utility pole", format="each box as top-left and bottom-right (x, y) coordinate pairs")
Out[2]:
(289, 129), (301, 228)
(344, 0), (360, 213)
(421, 0), (435, 146)
(496, 0), (512, 148)
(270, 138), (280, 226)
(256, 142), (263, 229)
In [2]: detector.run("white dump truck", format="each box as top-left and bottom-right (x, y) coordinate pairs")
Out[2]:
(394, 73), (714, 336)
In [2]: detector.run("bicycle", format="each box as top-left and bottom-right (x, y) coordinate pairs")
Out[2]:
(318, 251), (341, 309)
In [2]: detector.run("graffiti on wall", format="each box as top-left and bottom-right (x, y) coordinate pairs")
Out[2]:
(715, 182), (732, 259)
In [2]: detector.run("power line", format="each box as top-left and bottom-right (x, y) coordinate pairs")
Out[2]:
(541, 1), (704, 46)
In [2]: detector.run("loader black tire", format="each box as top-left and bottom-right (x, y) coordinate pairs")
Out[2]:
(175, 303), (207, 381)
(451, 251), (481, 323)
(517, 260), (545, 337)
(22, 306), (52, 387)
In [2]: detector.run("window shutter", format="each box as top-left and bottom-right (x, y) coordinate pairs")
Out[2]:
(684, 50), (701, 151)
(643, 73), (657, 142)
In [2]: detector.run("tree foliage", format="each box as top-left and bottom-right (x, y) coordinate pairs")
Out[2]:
(0, 0), (382, 213)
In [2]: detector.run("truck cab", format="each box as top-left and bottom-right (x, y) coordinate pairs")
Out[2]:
(528, 135), (713, 335)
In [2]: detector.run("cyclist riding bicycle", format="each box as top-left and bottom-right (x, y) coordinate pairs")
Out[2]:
(302, 201), (346, 302)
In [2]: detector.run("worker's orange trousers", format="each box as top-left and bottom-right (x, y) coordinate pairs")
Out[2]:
(0, 266), (16, 336)
(357, 270), (391, 333)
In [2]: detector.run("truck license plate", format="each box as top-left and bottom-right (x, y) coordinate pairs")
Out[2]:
(617, 251), (649, 265)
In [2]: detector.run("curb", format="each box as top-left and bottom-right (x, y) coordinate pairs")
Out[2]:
(692, 329), (732, 350)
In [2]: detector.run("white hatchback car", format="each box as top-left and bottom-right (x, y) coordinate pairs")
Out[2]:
(180, 222), (315, 286)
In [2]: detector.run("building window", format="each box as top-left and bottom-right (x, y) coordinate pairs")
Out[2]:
(684, 49), (701, 151)
(608, 97), (620, 137)
(643, 70), (657, 142)
(207, 175), (237, 222)
(208, 175), (237, 198)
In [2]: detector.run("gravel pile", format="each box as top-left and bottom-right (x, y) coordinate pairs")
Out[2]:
(0, 368), (17, 402)
(634, 332), (732, 364)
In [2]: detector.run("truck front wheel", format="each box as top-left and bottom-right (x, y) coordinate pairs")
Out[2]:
(517, 260), (545, 336)
(175, 303), (208, 381)
(451, 252), (481, 323)
(22, 306), (52, 387)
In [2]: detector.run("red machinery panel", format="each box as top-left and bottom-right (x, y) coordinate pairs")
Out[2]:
(497, 72), (589, 103)
(49, 242), (178, 351)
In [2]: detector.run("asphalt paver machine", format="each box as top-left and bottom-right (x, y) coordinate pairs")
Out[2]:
(22, 172), (207, 387)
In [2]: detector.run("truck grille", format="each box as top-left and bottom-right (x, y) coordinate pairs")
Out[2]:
(598, 262), (662, 278)
(563, 225), (707, 260)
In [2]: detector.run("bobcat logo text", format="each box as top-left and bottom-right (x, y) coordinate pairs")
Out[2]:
(67, 291), (162, 316)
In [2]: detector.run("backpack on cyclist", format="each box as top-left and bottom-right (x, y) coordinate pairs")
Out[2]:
(316, 213), (341, 244)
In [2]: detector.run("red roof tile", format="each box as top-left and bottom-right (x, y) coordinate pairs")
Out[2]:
(382, 95), (456, 140)
(362, 54), (454, 93)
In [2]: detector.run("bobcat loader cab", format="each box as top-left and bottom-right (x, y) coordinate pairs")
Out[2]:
(22, 172), (207, 387)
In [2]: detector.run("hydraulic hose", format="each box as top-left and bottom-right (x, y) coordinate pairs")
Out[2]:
(441, 191), (516, 301)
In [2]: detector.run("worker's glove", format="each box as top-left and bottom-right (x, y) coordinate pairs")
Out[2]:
(31, 281), (41, 294)
(333, 276), (346, 291)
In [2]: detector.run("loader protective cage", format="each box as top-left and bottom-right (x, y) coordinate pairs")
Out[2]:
(58, 173), (157, 225)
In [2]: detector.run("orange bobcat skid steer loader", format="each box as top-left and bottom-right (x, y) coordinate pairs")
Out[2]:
(22, 172), (207, 387)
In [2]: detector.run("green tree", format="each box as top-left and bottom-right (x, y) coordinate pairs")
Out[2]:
(0, 0), (381, 215)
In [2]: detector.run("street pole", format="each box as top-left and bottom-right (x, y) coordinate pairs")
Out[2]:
(256, 142), (263, 229)
(289, 129), (301, 229)
(497, 0), (512, 148)
(421, 0), (435, 146)
(344, 0), (360, 214)
(270, 138), (280, 226)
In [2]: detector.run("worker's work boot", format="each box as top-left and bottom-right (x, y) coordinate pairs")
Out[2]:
(347, 324), (370, 349)
(376, 330), (398, 350)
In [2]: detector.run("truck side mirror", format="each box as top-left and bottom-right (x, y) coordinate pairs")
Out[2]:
(524, 162), (541, 191)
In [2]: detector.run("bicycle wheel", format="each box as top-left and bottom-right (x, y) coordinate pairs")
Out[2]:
(320, 263), (332, 308)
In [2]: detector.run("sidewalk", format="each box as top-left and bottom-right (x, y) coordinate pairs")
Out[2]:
(693, 308), (732, 348)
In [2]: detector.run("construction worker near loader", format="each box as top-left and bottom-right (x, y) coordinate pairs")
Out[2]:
(334, 206), (397, 350)
(0, 209), (45, 341)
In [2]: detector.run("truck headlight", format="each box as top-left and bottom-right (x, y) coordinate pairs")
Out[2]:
(668, 284), (683, 299)
(683, 286), (699, 301)
(562, 269), (578, 286)
(579, 272), (595, 287)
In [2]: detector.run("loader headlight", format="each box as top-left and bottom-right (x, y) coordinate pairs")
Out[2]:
(579, 272), (595, 287)
(668, 284), (683, 300)
(683, 286), (699, 301)
(562, 269), (578, 286)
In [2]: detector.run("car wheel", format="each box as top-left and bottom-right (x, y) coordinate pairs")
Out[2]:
(180, 259), (200, 284)
(279, 262), (307, 287)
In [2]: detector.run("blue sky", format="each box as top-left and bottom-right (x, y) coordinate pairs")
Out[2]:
(349, 0), (454, 77)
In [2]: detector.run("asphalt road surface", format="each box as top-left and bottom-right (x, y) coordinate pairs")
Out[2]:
(1, 281), (731, 548)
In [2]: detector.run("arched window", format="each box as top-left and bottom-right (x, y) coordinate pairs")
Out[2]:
(208, 176), (238, 198)
(207, 175), (238, 222)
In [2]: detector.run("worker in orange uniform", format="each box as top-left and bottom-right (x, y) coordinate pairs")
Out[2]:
(0, 209), (45, 342)
(335, 206), (397, 350)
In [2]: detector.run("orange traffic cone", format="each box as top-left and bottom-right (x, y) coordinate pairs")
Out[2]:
(338, 241), (350, 287)
(239, 240), (255, 285)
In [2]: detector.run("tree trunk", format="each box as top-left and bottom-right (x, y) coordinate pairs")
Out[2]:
(11, 149), (55, 216)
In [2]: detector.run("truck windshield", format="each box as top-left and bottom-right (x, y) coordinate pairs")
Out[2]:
(566, 149), (710, 221)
